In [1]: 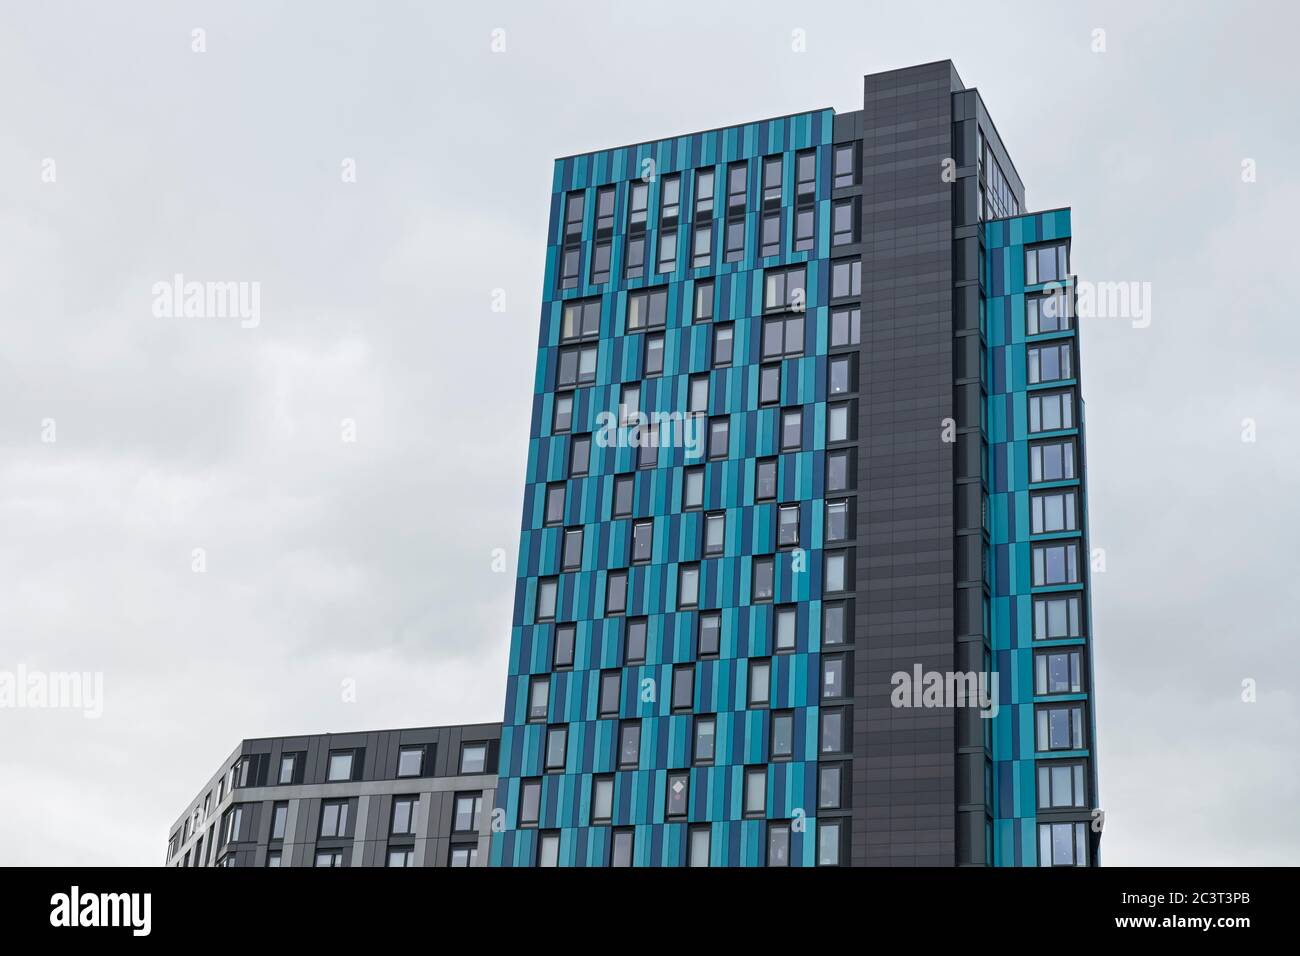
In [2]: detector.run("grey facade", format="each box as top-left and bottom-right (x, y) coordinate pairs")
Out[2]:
(166, 723), (501, 867)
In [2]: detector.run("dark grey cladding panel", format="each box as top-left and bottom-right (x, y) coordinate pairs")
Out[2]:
(851, 61), (960, 867)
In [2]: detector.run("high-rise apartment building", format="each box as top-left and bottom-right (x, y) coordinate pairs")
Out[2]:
(492, 61), (1099, 867)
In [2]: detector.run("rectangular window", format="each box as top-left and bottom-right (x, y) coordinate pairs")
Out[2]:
(618, 721), (641, 769)
(762, 315), (805, 359)
(744, 766), (767, 818)
(628, 181), (648, 230)
(538, 832), (559, 866)
(830, 307), (860, 348)
(643, 332), (664, 377)
(748, 658), (771, 708)
(825, 551), (849, 593)
(764, 266), (806, 313)
(1038, 822), (1088, 867)
(693, 281), (714, 321)
(693, 715), (716, 766)
(682, 466), (704, 510)
(1028, 390), (1074, 433)
(544, 482), (566, 526)
(1031, 490), (1078, 534)
(777, 503), (799, 548)
(1035, 648), (1084, 695)
(624, 235), (645, 280)
(829, 354), (854, 396)
(694, 168), (714, 217)
(689, 825), (711, 867)
(1028, 288), (1073, 334)
(831, 198), (857, 245)
(454, 793), (483, 832)
(319, 800), (349, 838)
(552, 623), (576, 669)
(595, 185), (616, 234)
(820, 708), (844, 754)
(762, 155), (782, 206)
(1037, 760), (1088, 810)
(761, 211), (780, 258)
(660, 174), (680, 224)
(612, 474), (634, 519)
(752, 555), (774, 603)
(605, 569), (628, 615)
(326, 751), (354, 783)
(795, 149), (815, 200)
(552, 392), (573, 433)
(1030, 439), (1076, 482)
(569, 434), (591, 476)
(591, 776), (614, 824)
(561, 298), (601, 342)
(278, 754), (297, 785)
(1026, 242), (1069, 285)
(727, 161), (747, 212)
(724, 219), (744, 263)
(1028, 342), (1073, 384)
(774, 605), (797, 653)
(518, 779), (541, 827)
(562, 526), (584, 570)
(599, 669), (621, 718)
(626, 288), (668, 332)
(781, 408), (802, 451)
(637, 424), (657, 469)
(544, 725), (567, 772)
(823, 656), (845, 699)
(828, 401), (852, 443)
(1032, 541), (1081, 586)
(1036, 703), (1086, 751)
(315, 850), (344, 868)
(460, 742), (488, 775)
(827, 450), (851, 493)
(527, 675), (550, 723)
(665, 770), (690, 819)
(708, 416), (730, 460)
(449, 845), (477, 867)
(391, 795), (417, 836)
(535, 577), (557, 622)
(770, 710), (794, 760)
(698, 610), (721, 658)
(692, 223), (712, 268)
(270, 802), (288, 840)
(590, 240), (611, 284)
(712, 323), (734, 368)
(823, 601), (847, 646)
(826, 500), (849, 543)
(688, 374), (709, 415)
(631, 519), (654, 564)
(759, 363), (781, 406)
(767, 822), (791, 866)
(818, 764), (842, 810)
(703, 511), (726, 556)
(671, 665), (695, 713)
(266, 851), (282, 867)
(833, 142), (857, 188)
(557, 343), (598, 388)
(793, 206), (814, 252)
(678, 563), (700, 609)
(818, 821), (842, 866)
(1034, 594), (1084, 640)
(611, 828), (634, 867)
(624, 617), (647, 665)
(831, 258), (860, 300)
(755, 457), (777, 501)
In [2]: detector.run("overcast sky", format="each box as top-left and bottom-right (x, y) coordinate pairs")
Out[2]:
(1, 0), (1295, 866)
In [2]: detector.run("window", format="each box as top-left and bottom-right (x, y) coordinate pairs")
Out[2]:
(824, 551), (848, 593)
(793, 205), (814, 252)
(833, 142), (857, 188)
(761, 211), (780, 258)
(702, 511), (726, 557)
(820, 708), (844, 753)
(764, 266), (806, 313)
(693, 715), (716, 765)
(762, 314), (804, 359)
(563, 190), (585, 242)
(591, 240), (611, 284)
(762, 155), (783, 206)
(605, 569), (628, 615)
(770, 710), (794, 760)
(781, 408), (802, 451)
(712, 323), (734, 367)
(692, 223), (712, 268)
(561, 298), (601, 342)
(1028, 342), (1073, 384)
(744, 767), (767, 818)
(391, 796), (417, 836)
(1038, 761), (1088, 810)
(818, 764), (842, 809)
(611, 475), (634, 519)
(688, 826), (711, 867)
(660, 174), (681, 224)
(386, 847), (414, 868)
(665, 770), (690, 819)
(1031, 490), (1078, 534)
(694, 168), (714, 217)
(828, 401), (851, 443)
(726, 161), (747, 213)
(628, 181), (649, 229)
(795, 149), (815, 200)
(636, 421), (655, 466)
(697, 610), (721, 658)
(222, 805), (244, 844)
(452, 796), (483, 832)
(552, 392), (573, 433)
(759, 364), (781, 406)
(1030, 439), (1076, 482)
(774, 605), (796, 653)
(315, 850), (344, 868)
(678, 563), (700, 609)
(449, 844), (477, 867)
(643, 332), (665, 377)
(518, 779), (541, 827)
(538, 831), (561, 867)
(748, 658), (771, 707)
(611, 828), (635, 867)
(460, 742), (488, 775)
(688, 374), (709, 415)
(544, 482), (566, 526)
(767, 822), (791, 866)
(693, 281), (714, 321)
(545, 725), (568, 772)
(557, 343), (597, 387)
(672, 664), (695, 713)
(326, 751), (354, 783)
(829, 354), (854, 395)
(591, 776), (614, 824)
(818, 821), (843, 866)
(397, 746), (423, 778)
(1036, 703), (1086, 751)
(625, 234), (645, 280)
(1038, 822), (1088, 867)
(1028, 288), (1073, 334)
(1032, 541), (1081, 586)
(528, 675), (550, 723)
(830, 307), (861, 348)
(1028, 390), (1074, 433)
(831, 198), (857, 245)
(278, 754), (297, 785)
(553, 623), (576, 669)
(823, 601), (847, 646)
(724, 219), (744, 263)
(1036, 649), (1084, 695)
(1025, 242), (1069, 285)
(682, 466), (705, 510)
(708, 416), (729, 460)
(827, 448), (851, 492)
(755, 457), (777, 501)
(823, 655), (845, 699)
(271, 802), (288, 840)
(266, 851), (282, 867)
(1034, 594), (1084, 640)
(595, 185), (616, 234)
(777, 503), (799, 548)
(535, 577), (558, 622)
(630, 519), (654, 565)
(618, 720), (641, 769)
(569, 433), (591, 476)
(826, 500), (849, 543)
(319, 800), (349, 839)
(618, 383), (640, 426)
(624, 617), (647, 665)
(752, 555), (774, 603)
(562, 526), (584, 570)
(599, 669), (621, 718)
(831, 258), (860, 299)
(626, 288), (668, 332)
